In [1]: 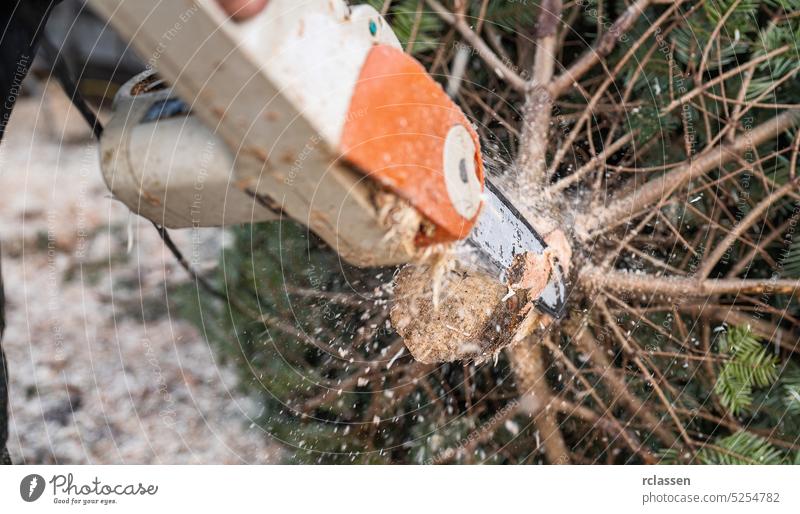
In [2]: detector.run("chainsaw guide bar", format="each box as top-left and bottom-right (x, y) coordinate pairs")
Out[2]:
(464, 180), (567, 318)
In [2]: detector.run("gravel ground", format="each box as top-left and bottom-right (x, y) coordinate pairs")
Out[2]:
(0, 83), (279, 463)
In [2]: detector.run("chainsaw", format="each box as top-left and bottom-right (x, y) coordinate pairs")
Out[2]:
(87, 0), (568, 359)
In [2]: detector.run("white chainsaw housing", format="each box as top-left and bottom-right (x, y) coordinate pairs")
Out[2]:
(100, 72), (268, 227)
(92, 0), (418, 267)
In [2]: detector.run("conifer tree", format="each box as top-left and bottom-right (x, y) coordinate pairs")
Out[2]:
(179, 0), (800, 464)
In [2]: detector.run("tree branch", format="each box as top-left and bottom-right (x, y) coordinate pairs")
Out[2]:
(543, 338), (658, 463)
(661, 45), (791, 114)
(678, 305), (799, 353)
(596, 300), (693, 447)
(548, 130), (637, 193)
(550, 0), (653, 97)
(727, 216), (794, 278)
(578, 110), (800, 236)
(516, 0), (562, 188)
(425, 0), (527, 91)
(696, 177), (800, 278)
(507, 336), (571, 464)
(581, 265), (800, 297)
(565, 318), (678, 447)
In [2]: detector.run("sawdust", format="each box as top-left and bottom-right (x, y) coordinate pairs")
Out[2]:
(375, 190), (426, 260)
(374, 189), (460, 283)
(390, 264), (538, 363)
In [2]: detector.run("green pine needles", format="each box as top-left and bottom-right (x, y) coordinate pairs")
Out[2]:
(696, 431), (784, 465)
(714, 325), (779, 415)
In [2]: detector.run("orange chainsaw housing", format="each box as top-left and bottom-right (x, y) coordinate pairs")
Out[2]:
(340, 45), (484, 244)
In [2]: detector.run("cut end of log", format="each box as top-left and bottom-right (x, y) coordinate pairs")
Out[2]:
(390, 263), (541, 363)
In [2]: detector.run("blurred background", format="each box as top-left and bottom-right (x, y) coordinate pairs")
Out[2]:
(2, 0), (277, 463)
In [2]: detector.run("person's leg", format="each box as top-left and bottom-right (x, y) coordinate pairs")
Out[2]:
(0, 0), (61, 464)
(0, 270), (8, 465)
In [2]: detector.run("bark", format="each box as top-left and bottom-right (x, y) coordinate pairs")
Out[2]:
(581, 265), (800, 297)
(516, 0), (561, 188)
(508, 337), (571, 464)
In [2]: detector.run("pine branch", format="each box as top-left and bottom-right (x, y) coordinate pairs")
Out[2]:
(714, 326), (779, 415)
(516, 0), (562, 188)
(507, 336), (571, 464)
(550, 0), (654, 97)
(425, 0), (527, 91)
(696, 431), (783, 464)
(579, 110), (800, 237)
(581, 265), (800, 297)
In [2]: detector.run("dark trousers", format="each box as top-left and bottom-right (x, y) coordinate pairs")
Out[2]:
(0, 0), (60, 464)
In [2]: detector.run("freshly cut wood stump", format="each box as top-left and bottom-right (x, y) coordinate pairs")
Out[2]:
(390, 264), (539, 363)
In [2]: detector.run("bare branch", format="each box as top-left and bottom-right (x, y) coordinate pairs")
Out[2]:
(565, 318), (678, 447)
(727, 217), (794, 278)
(579, 111), (800, 236)
(550, 0), (654, 97)
(425, 0), (527, 91)
(680, 305), (800, 353)
(508, 336), (571, 464)
(516, 0), (562, 187)
(697, 177), (800, 278)
(543, 338), (658, 463)
(596, 300), (693, 447)
(548, 130), (637, 193)
(661, 46), (791, 114)
(581, 265), (800, 297)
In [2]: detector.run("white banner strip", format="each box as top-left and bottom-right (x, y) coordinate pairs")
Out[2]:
(1, 465), (798, 513)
